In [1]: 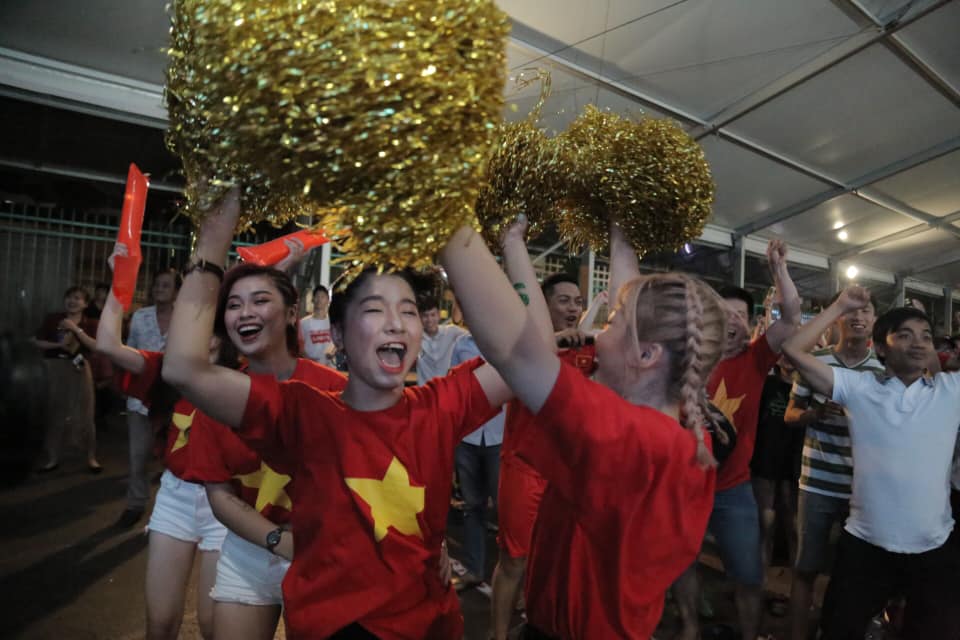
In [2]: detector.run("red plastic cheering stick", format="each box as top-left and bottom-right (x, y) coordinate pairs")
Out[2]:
(237, 229), (329, 266)
(112, 164), (149, 311)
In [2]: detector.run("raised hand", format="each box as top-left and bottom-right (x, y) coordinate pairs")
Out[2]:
(107, 241), (129, 273)
(766, 238), (788, 272)
(274, 237), (306, 273)
(836, 285), (871, 313)
(500, 213), (529, 249)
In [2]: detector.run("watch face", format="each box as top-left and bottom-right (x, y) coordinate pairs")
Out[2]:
(267, 529), (282, 547)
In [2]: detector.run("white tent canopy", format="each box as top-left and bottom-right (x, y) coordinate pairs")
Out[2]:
(1, 0), (958, 308)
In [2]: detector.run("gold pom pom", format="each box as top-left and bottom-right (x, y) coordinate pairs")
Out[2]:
(166, 0), (509, 265)
(555, 105), (715, 255)
(475, 71), (567, 249)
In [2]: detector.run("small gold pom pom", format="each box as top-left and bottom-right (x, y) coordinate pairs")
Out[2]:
(475, 71), (567, 249)
(555, 105), (715, 255)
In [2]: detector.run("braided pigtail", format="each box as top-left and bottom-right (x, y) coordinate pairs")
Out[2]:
(679, 278), (717, 469)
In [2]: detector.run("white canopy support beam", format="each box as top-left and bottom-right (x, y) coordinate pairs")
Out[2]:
(0, 47), (167, 127)
(845, 0), (960, 109)
(691, 0), (951, 136)
(833, 209), (960, 260)
(0, 156), (183, 194)
(944, 287), (953, 334)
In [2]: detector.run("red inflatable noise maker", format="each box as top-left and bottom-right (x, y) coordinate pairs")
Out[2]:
(112, 164), (148, 311)
(238, 229), (329, 267)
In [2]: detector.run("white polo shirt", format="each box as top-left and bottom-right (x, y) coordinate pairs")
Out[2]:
(833, 367), (960, 553)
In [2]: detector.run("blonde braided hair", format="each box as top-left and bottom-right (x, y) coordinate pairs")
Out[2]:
(618, 273), (726, 468)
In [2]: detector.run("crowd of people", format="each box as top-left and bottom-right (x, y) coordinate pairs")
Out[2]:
(22, 189), (960, 640)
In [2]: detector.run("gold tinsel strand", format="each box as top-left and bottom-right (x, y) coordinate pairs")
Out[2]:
(474, 71), (566, 249)
(166, 0), (509, 266)
(555, 105), (715, 255)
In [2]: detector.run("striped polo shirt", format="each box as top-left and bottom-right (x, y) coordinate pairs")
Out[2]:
(791, 347), (884, 498)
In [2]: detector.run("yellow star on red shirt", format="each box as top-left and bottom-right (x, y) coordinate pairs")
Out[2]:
(170, 410), (194, 453)
(711, 379), (745, 429)
(237, 462), (293, 512)
(345, 457), (425, 542)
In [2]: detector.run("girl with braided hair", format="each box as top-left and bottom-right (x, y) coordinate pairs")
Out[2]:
(439, 220), (726, 639)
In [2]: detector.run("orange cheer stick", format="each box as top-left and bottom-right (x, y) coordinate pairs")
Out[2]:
(237, 229), (329, 266)
(112, 164), (149, 311)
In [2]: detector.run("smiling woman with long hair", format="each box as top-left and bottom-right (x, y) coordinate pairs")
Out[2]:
(180, 260), (347, 640)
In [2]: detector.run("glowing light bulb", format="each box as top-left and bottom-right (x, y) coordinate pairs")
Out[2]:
(846, 265), (859, 279)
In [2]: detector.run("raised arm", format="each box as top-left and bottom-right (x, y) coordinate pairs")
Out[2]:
(608, 223), (641, 303)
(96, 243), (147, 374)
(161, 188), (251, 428)
(782, 286), (870, 397)
(500, 215), (554, 349)
(579, 289), (608, 333)
(763, 239), (801, 352)
(440, 226), (558, 414)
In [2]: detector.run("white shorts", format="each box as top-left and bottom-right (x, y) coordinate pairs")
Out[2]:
(147, 470), (228, 552)
(211, 530), (290, 606)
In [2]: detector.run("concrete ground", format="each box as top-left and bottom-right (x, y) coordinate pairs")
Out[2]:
(0, 413), (818, 639)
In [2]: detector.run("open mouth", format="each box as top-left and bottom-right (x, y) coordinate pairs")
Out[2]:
(236, 323), (263, 344)
(376, 342), (407, 373)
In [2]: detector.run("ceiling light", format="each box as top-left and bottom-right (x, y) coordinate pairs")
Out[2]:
(837, 230), (848, 241)
(846, 265), (859, 279)
(833, 221), (845, 230)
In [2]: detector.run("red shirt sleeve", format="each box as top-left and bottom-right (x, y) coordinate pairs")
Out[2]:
(114, 350), (163, 404)
(515, 362), (686, 512)
(181, 411), (236, 483)
(239, 374), (311, 472)
(754, 334), (780, 373)
(420, 357), (500, 443)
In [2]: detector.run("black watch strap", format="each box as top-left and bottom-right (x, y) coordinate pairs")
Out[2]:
(183, 257), (225, 281)
(265, 527), (284, 553)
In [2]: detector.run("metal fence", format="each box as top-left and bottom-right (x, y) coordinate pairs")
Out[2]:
(0, 201), (276, 336)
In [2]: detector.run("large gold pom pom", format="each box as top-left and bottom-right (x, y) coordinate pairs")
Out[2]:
(166, 0), (509, 266)
(555, 105), (715, 255)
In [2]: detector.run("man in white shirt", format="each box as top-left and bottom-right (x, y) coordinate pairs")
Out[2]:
(118, 268), (180, 528)
(299, 284), (334, 367)
(415, 296), (465, 385)
(783, 288), (960, 640)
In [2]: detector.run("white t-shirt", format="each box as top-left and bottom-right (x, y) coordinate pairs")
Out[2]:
(125, 306), (166, 415)
(416, 324), (466, 385)
(833, 367), (960, 553)
(299, 315), (333, 364)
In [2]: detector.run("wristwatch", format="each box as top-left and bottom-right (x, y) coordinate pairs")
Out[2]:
(265, 527), (284, 554)
(182, 257), (225, 281)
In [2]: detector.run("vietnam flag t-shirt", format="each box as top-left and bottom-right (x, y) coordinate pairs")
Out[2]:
(239, 357), (498, 640)
(707, 336), (780, 491)
(183, 358), (346, 524)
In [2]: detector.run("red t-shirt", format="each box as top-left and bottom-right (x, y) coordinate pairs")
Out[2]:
(501, 344), (597, 463)
(514, 362), (715, 639)
(115, 350), (219, 479)
(707, 336), (779, 491)
(183, 359), (346, 525)
(239, 358), (497, 640)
